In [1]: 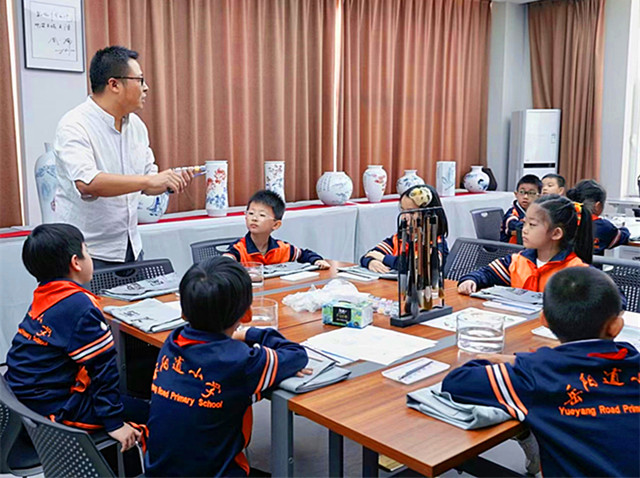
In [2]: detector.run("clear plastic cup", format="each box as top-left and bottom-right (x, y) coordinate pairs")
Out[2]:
(456, 310), (505, 354)
(242, 262), (264, 288)
(247, 297), (278, 329)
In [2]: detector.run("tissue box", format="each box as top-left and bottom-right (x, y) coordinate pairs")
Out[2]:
(322, 300), (373, 328)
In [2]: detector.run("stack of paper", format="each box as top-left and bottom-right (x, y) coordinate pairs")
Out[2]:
(101, 273), (179, 301)
(104, 299), (185, 333)
(471, 286), (542, 315)
(303, 326), (437, 366)
(263, 263), (319, 278)
(421, 307), (527, 332)
(278, 356), (351, 393)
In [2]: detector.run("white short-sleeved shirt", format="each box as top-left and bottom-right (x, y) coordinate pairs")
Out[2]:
(54, 96), (158, 262)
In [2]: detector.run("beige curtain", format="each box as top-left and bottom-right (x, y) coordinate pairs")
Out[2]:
(529, 0), (605, 185)
(0, 1), (22, 227)
(85, 0), (336, 212)
(338, 0), (492, 195)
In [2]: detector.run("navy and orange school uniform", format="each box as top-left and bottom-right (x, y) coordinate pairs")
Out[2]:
(225, 233), (323, 265)
(145, 325), (307, 477)
(592, 215), (630, 255)
(359, 233), (449, 270)
(500, 200), (526, 243)
(442, 340), (640, 477)
(5, 280), (124, 432)
(458, 247), (587, 292)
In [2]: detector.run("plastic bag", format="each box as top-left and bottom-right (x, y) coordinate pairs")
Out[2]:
(282, 279), (371, 312)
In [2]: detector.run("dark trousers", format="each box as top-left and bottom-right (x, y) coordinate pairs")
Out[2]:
(93, 241), (143, 270)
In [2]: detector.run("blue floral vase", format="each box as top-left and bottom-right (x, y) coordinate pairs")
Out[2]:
(396, 170), (424, 195)
(34, 142), (58, 223)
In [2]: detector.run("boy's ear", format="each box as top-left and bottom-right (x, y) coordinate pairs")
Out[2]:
(69, 254), (82, 273)
(558, 187), (565, 195)
(271, 219), (282, 231)
(540, 311), (549, 328)
(602, 313), (624, 339)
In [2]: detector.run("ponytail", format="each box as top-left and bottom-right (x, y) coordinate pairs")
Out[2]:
(535, 195), (593, 264)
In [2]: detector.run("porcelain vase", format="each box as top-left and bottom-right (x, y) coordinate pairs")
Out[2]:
(362, 165), (387, 203)
(137, 192), (170, 224)
(205, 160), (229, 217)
(436, 161), (456, 197)
(463, 165), (490, 192)
(396, 169), (424, 195)
(316, 171), (353, 205)
(265, 160), (285, 202)
(34, 142), (57, 223)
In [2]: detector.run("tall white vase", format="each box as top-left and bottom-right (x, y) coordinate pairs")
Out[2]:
(34, 142), (57, 223)
(463, 165), (490, 192)
(316, 171), (353, 205)
(362, 165), (387, 203)
(264, 161), (285, 202)
(436, 161), (456, 197)
(205, 160), (229, 217)
(396, 169), (424, 195)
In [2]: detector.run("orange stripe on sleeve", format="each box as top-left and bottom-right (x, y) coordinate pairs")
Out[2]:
(499, 363), (528, 415)
(268, 351), (279, 388)
(69, 331), (111, 357)
(485, 365), (517, 419)
(76, 341), (114, 363)
(253, 349), (271, 394)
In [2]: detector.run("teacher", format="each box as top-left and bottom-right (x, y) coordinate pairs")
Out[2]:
(54, 46), (191, 268)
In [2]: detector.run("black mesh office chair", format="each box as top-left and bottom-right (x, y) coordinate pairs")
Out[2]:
(190, 238), (239, 264)
(470, 208), (504, 241)
(593, 256), (640, 312)
(444, 238), (524, 281)
(86, 259), (174, 295)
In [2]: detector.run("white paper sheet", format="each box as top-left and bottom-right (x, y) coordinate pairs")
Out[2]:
(420, 307), (527, 332)
(304, 326), (437, 365)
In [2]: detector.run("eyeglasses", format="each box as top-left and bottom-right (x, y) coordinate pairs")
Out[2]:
(245, 211), (275, 221)
(113, 76), (145, 86)
(517, 190), (539, 198)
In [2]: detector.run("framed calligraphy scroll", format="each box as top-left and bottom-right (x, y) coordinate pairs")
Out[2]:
(23, 0), (84, 72)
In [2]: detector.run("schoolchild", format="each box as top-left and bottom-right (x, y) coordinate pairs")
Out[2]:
(501, 175), (542, 244)
(225, 189), (330, 268)
(541, 173), (566, 196)
(360, 184), (449, 273)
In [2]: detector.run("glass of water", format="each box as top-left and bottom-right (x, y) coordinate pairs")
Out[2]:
(456, 310), (505, 354)
(247, 297), (278, 329)
(242, 262), (264, 288)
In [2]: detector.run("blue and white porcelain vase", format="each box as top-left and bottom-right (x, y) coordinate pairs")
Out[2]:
(137, 192), (170, 223)
(362, 165), (387, 203)
(316, 171), (353, 205)
(265, 160), (285, 202)
(396, 169), (424, 195)
(205, 160), (229, 217)
(436, 161), (456, 197)
(34, 142), (58, 223)
(463, 165), (490, 192)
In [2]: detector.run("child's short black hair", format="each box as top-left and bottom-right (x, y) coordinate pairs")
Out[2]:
(22, 224), (85, 283)
(179, 256), (253, 333)
(544, 267), (621, 343)
(516, 174), (542, 192)
(247, 189), (286, 220)
(542, 173), (566, 188)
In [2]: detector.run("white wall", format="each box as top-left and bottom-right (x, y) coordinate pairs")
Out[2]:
(13, 0), (88, 225)
(486, 1), (532, 191)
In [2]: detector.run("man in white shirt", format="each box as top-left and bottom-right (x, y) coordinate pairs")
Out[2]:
(54, 46), (191, 268)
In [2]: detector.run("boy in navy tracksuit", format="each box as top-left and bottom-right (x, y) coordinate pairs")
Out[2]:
(501, 175), (542, 244)
(145, 256), (308, 477)
(443, 267), (640, 477)
(5, 224), (143, 452)
(225, 189), (331, 268)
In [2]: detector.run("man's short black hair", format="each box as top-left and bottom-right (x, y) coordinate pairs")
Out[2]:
(179, 256), (253, 333)
(543, 267), (621, 343)
(542, 173), (566, 188)
(22, 224), (85, 283)
(247, 189), (286, 220)
(516, 174), (542, 192)
(90, 46), (139, 94)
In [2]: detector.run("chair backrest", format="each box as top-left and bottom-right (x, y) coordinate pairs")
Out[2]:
(190, 238), (239, 265)
(21, 415), (114, 478)
(592, 256), (640, 313)
(444, 237), (524, 281)
(87, 258), (174, 294)
(470, 207), (504, 241)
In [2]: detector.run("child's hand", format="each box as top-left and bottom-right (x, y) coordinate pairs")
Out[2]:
(232, 327), (248, 341)
(365, 251), (385, 262)
(368, 260), (390, 274)
(475, 353), (516, 365)
(314, 259), (331, 269)
(457, 280), (477, 295)
(295, 367), (314, 378)
(108, 423), (141, 452)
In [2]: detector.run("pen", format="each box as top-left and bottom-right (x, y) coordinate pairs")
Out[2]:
(398, 360), (433, 380)
(303, 345), (338, 364)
